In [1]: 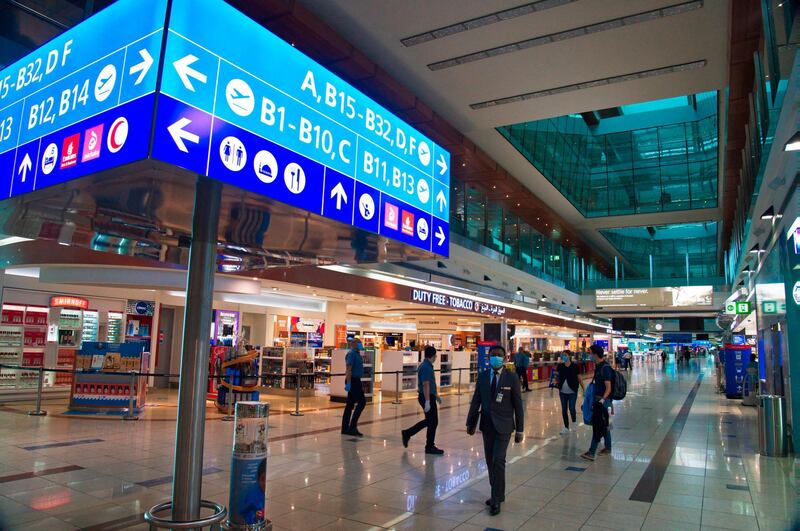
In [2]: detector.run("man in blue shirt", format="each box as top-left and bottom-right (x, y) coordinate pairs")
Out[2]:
(401, 346), (443, 454)
(513, 347), (530, 392)
(580, 344), (613, 461)
(341, 337), (366, 437)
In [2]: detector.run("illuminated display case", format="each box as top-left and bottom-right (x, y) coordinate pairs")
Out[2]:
(45, 297), (91, 388)
(107, 311), (123, 343)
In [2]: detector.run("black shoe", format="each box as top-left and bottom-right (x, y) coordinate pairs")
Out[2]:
(401, 429), (410, 448)
(424, 446), (444, 455)
(489, 504), (501, 516)
(341, 428), (350, 435)
(351, 429), (364, 437)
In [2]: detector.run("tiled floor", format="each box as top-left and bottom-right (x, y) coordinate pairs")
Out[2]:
(0, 358), (796, 530)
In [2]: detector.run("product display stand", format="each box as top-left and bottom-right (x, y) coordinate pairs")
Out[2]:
(450, 351), (472, 392)
(381, 350), (419, 394)
(330, 348), (376, 403)
(313, 347), (332, 385)
(215, 347), (260, 413)
(283, 347), (315, 396)
(437, 351), (453, 389)
(70, 342), (149, 414)
(469, 351), (478, 383)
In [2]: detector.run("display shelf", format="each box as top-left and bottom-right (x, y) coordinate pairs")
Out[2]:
(284, 348), (314, 390)
(0, 306), (52, 391)
(313, 348), (332, 384)
(382, 350), (420, 394)
(439, 351), (452, 388)
(107, 312), (123, 343)
(259, 347), (285, 389)
(82, 310), (99, 343)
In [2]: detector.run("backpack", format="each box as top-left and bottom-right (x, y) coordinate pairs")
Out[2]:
(611, 368), (627, 400)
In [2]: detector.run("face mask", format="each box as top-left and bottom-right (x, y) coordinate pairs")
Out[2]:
(357, 342), (364, 350)
(561, 355), (569, 363)
(490, 356), (504, 369)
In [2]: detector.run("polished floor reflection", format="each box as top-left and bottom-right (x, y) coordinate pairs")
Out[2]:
(0, 358), (795, 530)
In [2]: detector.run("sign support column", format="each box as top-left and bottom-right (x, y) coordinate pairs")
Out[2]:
(172, 176), (222, 523)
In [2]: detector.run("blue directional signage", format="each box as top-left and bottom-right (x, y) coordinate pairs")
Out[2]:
(0, 0), (450, 257)
(153, 0), (449, 255)
(0, 0), (168, 198)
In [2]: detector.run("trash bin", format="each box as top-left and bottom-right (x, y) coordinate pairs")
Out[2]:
(757, 395), (788, 457)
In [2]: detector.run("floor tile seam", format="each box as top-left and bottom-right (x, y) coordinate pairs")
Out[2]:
(629, 373), (704, 504)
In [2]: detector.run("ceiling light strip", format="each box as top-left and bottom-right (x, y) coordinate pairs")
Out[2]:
(400, 0), (578, 47)
(428, 0), (703, 70)
(470, 60), (707, 109)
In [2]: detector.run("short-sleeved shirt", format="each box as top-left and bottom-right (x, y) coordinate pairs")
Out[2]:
(593, 361), (614, 398)
(346, 348), (364, 378)
(417, 358), (437, 397)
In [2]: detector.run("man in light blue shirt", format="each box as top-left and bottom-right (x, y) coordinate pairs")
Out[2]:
(401, 346), (443, 454)
(513, 348), (530, 392)
(341, 338), (365, 437)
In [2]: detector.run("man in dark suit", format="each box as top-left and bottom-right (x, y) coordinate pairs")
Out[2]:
(466, 345), (524, 516)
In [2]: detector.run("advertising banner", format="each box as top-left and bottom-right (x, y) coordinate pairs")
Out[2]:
(595, 286), (713, 308)
(228, 401), (269, 528)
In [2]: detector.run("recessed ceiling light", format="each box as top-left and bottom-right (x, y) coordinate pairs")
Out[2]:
(429, 0), (701, 70)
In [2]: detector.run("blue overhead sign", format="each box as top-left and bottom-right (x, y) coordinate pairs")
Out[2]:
(152, 0), (449, 255)
(0, 0), (168, 198)
(0, 0), (450, 257)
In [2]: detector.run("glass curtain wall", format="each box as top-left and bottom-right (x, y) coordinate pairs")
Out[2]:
(449, 178), (603, 291)
(498, 92), (718, 217)
(600, 222), (719, 280)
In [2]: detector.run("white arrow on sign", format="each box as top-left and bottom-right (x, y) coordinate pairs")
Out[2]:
(435, 190), (447, 211)
(173, 54), (207, 92)
(167, 118), (200, 153)
(17, 153), (32, 183)
(435, 226), (446, 246)
(330, 182), (348, 210)
(436, 153), (447, 176)
(129, 49), (154, 86)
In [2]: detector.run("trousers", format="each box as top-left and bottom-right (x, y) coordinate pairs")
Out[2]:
(342, 377), (365, 431)
(481, 421), (511, 504)
(559, 391), (577, 428)
(516, 367), (529, 391)
(405, 393), (438, 448)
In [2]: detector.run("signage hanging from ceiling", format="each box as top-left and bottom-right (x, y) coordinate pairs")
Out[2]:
(153, 0), (450, 256)
(595, 286), (712, 308)
(0, 0), (450, 258)
(0, 0), (167, 197)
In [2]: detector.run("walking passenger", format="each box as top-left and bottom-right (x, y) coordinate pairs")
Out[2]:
(341, 337), (366, 437)
(580, 345), (613, 461)
(555, 350), (584, 434)
(401, 346), (444, 454)
(466, 345), (525, 516)
(514, 347), (531, 392)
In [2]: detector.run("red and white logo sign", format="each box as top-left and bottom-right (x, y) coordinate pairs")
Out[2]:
(107, 117), (128, 153)
(384, 202), (399, 230)
(81, 124), (104, 162)
(401, 210), (414, 236)
(60, 133), (80, 169)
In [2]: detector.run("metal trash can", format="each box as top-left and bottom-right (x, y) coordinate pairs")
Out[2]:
(757, 395), (788, 457)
